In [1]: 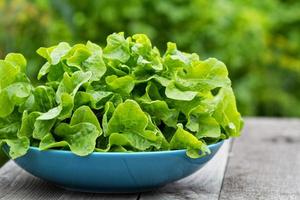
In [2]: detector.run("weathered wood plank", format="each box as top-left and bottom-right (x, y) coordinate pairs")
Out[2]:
(140, 140), (231, 200)
(0, 162), (64, 200)
(219, 118), (300, 200)
(0, 161), (138, 200)
(5, 118), (298, 200)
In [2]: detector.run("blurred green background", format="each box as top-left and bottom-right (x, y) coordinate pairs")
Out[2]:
(1, 0), (300, 117)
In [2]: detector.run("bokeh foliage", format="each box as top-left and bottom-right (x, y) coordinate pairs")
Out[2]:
(1, 0), (300, 116)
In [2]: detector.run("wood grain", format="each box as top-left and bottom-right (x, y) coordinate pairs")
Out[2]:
(2, 118), (299, 200)
(0, 162), (138, 200)
(140, 140), (231, 200)
(219, 118), (300, 200)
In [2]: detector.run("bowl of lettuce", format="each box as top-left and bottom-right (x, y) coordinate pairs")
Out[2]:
(0, 33), (242, 192)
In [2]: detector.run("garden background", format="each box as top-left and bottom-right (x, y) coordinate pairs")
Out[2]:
(0, 0), (300, 165)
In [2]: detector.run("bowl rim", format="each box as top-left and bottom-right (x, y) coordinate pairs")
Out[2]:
(25, 140), (224, 156)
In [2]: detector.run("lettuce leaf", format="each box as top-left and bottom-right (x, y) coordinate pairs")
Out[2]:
(0, 33), (243, 159)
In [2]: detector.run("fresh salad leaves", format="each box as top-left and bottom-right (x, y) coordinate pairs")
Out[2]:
(0, 33), (243, 159)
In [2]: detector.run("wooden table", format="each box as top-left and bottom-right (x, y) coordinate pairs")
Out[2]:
(1, 118), (299, 200)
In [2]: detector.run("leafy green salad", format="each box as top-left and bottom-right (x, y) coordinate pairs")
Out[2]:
(0, 33), (243, 159)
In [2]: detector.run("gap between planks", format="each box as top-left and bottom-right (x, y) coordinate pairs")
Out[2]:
(219, 118), (300, 200)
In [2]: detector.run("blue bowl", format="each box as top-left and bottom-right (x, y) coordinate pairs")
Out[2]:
(4, 141), (223, 193)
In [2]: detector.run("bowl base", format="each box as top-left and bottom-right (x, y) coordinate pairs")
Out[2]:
(56, 184), (165, 194)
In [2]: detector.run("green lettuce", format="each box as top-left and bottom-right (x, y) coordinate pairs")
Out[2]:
(0, 33), (243, 159)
